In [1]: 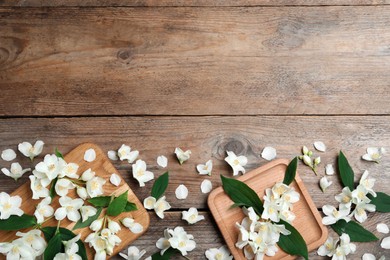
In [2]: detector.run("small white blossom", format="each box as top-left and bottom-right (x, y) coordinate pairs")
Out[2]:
(175, 148), (191, 164)
(18, 140), (44, 160)
(53, 234), (81, 260)
(381, 236), (390, 249)
(362, 253), (376, 260)
(314, 141), (326, 152)
(1, 149), (16, 161)
(132, 159), (154, 187)
(34, 197), (54, 224)
(156, 229), (172, 255)
(196, 159), (213, 176)
(321, 205), (350, 225)
(182, 207), (204, 224)
(335, 187), (353, 208)
(200, 179), (212, 194)
(1, 163), (31, 180)
(377, 223), (389, 234)
(119, 246), (146, 260)
(54, 196), (83, 222)
(90, 218), (104, 232)
(84, 148), (96, 162)
(34, 154), (66, 184)
(107, 218), (121, 234)
(58, 162), (79, 179)
(359, 170), (376, 197)
(175, 184), (189, 200)
(0, 238), (36, 259)
(118, 144), (139, 163)
(107, 150), (118, 161)
(76, 186), (88, 200)
(80, 168), (95, 181)
(352, 201), (375, 223)
(80, 205), (97, 222)
(0, 192), (23, 219)
(16, 229), (47, 257)
(157, 155), (168, 168)
(110, 173), (121, 187)
(224, 151), (247, 176)
(362, 147), (386, 163)
(55, 178), (76, 197)
(261, 146), (277, 161)
(168, 227), (196, 256)
(121, 217), (144, 234)
(325, 164), (335, 175)
(143, 196), (157, 210)
(86, 176), (106, 198)
(29, 175), (50, 199)
(320, 176), (333, 192)
(317, 236), (337, 257)
(152, 196), (171, 219)
(205, 245), (233, 260)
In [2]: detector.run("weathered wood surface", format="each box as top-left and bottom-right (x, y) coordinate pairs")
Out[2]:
(1, 0), (389, 7)
(1, 6), (390, 116)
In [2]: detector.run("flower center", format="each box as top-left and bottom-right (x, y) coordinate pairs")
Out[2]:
(255, 236), (262, 245)
(3, 202), (12, 210)
(371, 153), (380, 160)
(215, 253), (223, 260)
(11, 246), (19, 254)
(333, 209), (339, 217)
(342, 196), (351, 203)
(26, 235), (34, 243)
(48, 164), (56, 171)
(233, 159), (240, 165)
(137, 170), (145, 177)
(91, 181), (99, 191)
(189, 214), (197, 222)
(178, 241), (186, 248)
(66, 205), (74, 211)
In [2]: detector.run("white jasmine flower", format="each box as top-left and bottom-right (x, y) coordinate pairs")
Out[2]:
(335, 187), (353, 208)
(322, 205), (350, 225)
(362, 253), (376, 260)
(352, 202), (375, 223)
(168, 227), (196, 256)
(351, 185), (371, 204)
(224, 151), (247, 176)
(132, 159), (154, 187)
(108, 218), (121, 234)
(80, 205), (97, 222)
(1, 163), (31, 180)
(175, 148), (191, 164)
(320, 176), (333, 192)
(80, 168), (95, 181)
(118, 144), (139, 163)
(362, 147), (386, 163)
(196, 159), (213, 175)
(86, 176), (106, 198)
(377, 223), (389, 234)
(381, 236), (390, 249)
(121, 217), (144, 234)
(317, 236), (337, 257)
(119, 246), (146, 260)
(53, 234), (81, 260)
(359, 170), (377, 197)
(200, 179), (212, 194)
(1, 149), (16, 161)
(110, 173), (121, 187)
(107, 150), (118, 161)
(175, 184), (189, 200)
(18, 140), (44, 160)
(29, 175), (50, 199)
(325, 164), (335, 175)
(156, 229), (172, 255)
(0, 192), (23, 219)
(314, 141), (326, 152)
(157, 155), (168, 168)
(84, 148), (96, 162)
(337, 233), (356, 256)
(182, 207), (204, 224)
(76, 186), (88, 200)
(90, 218), (104, 232)
(55, 178), (75, 197)
(34, 197), (54, 224)
(143, 196), (157, 210)
(205, 245), (233, 260)
(16, 229), (46, 256)
(0, 238), (35, 259)
(262, 189), (280, 222)
(34, 154), (66, 183)
(261, 146), (277, 161)
(100, 228), (122, 255)
(154, 196), (171, 219)
(54, 196), (83, 222)
(59, 162), (79, 179)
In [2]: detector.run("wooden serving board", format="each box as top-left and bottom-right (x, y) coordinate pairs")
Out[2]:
(208, 159), (327, 260)
(0, 143), (150, 259)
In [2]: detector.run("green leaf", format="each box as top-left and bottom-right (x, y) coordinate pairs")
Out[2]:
(283, 157), (298, 186)
(331, 219), (378, 242)
(220, 175), (263, 216)
(44, 233), (62, 260)
(338, 151), (355, 190)
(151, 172), (169, 200)
(73, 207), (103, 230)
(50, 177), (58, 199)
(151, 248), (179, 260)
(124, 201), (137, 212)
(88, 196), (111, 207)
(42, 226), (57, 241)
(55, 148), (64, 159)
(0, 214), (37, 230)
(277, 219), (308, 260)
(368, 192), (390, 212)
(107, 190), (128, 216)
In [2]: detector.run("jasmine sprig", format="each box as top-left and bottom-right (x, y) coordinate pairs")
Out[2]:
(298, 146), (320, 175)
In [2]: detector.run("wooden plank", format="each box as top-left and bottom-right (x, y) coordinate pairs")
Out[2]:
(119, 211), (390, 259)
(1, 0), (389, 7)
(0, 116), (389, 210)
(1, 7), (390, 116)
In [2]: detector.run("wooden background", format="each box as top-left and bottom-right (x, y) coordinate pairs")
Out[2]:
(0, 0), (389, 259)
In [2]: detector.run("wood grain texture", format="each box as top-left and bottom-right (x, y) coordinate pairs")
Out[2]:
(1, 0), (389, 7)
(1, 6), (390, 116)
(0, 116), (389, 210)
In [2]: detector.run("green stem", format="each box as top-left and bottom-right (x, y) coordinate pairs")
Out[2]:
(55, 220), (61, 234)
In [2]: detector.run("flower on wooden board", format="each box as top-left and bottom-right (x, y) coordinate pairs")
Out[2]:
(119, 246), (146, 260)
(34, 197), (54, 224)
(0, 192), (23, 220)
(54, 196), (83, 222)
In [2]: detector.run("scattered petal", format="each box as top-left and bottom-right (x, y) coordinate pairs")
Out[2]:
(325, 164), (335, 175)
(314, 141), (326, 152)
(196, 160), (213, 176)
(200, 179), (212, 194)
(261, 147), (277, 161)
(320, 176), (333, 192)
(110, 173), (121, 187)
(175, 185), (189, 200)
(381, 236), (390, 249)
(84, 148), (96, 162)
(377, 223), (389, 234)
(1, 149), (16, 161)
(107, 150), (118, 161)
(157, 155), (168, 168)
(175, 148), (191, 164)
(362, 253), (376, 260)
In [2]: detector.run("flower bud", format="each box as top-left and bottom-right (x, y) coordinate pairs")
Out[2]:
(302, 155), (313, 167)
(121, 217), (134, 228)
(308, 151), (313, 157)
(314, 156), (321, 166)
(76, 186), (88, 200)
(108, 218), (121, 234)
(90, 218), (103, 232)
(302, 146), (309, 155)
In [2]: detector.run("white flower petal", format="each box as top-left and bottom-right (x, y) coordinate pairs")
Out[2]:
(377, 223), (389, 234)
(320, 176), (332, 192)
(325, 164), (335, 175)
(107, 150), (118, 161)
(130, 223), (143, 234)
(157, 156), (168, 168)
(109, 173), (121, 187)
(261, 147), (277, 161)
(362, 253), (376, 260)
(381, 236), (390, 249)
(314, 141), (326, 152)
(84, 148), (96, 162)
(1, 149), (16, 161)
(175, 185), (188, 200)
(200, 179), (212, 194)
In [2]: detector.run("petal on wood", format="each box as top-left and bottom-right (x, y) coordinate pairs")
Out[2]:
(107, 150), (118, 161)
(110, 173), (121, 187)
(325, 164), (334, 175)
(157, 155), (168, 168)
(175, 184), (189, 200)
(1, 149), (16, 161)
(362, 253), (376, 260)
(377, 223), (389, 234)
(381, 236), (390, 249)
(314, 141), (326, 152)
(200, 179), (212, 194)
(84, 148), (96, 162)
(261, 146), (277, 161)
